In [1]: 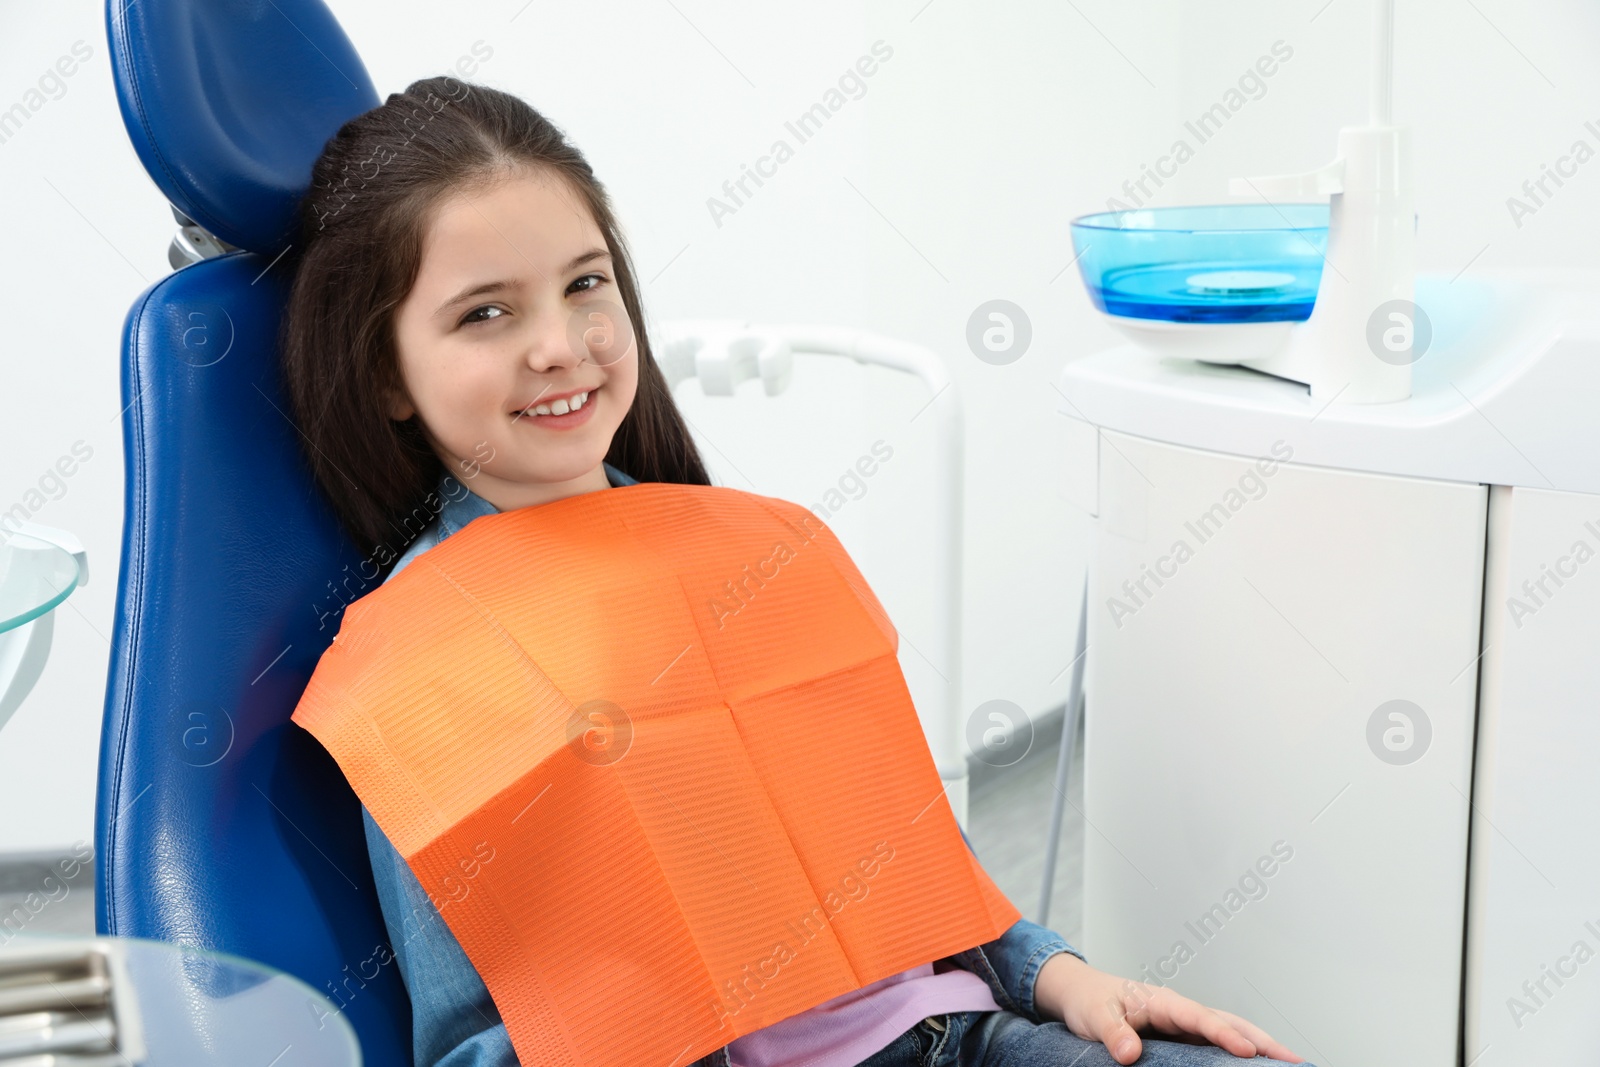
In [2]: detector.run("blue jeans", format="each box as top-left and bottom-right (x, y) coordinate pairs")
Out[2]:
(850, 1010), (1317, 1067)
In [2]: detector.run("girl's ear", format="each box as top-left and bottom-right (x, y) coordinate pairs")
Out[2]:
(386, 387), (416, 422)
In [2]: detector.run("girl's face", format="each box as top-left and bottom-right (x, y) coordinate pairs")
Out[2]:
(389, 167), (639, 511)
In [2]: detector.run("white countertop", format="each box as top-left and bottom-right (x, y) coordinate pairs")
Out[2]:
(1056, 268), (1600, 495)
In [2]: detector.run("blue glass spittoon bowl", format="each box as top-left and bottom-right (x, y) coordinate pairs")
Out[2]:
(1070, 204), (1329, 324)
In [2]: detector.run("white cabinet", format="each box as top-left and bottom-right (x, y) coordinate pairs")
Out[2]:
(1057, 270), (1600, 1067)
(1082, 429), (1485, 1067)
(1466, 485), (1600, 1064)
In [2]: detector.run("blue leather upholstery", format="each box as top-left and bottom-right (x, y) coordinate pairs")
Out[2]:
(96, 1), (411, 1061)
(105, 0), (379, 254)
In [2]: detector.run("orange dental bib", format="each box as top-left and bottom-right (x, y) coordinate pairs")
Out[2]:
(291, 483), (1020, 1066)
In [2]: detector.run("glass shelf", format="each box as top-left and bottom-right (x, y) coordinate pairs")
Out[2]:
(0, 532), (81, 635)
(0, 932), (361, 1065)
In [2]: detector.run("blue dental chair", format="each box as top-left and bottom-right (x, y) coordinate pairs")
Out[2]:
(93, 6), (994, 1065)
(95, 0), (413, 1059)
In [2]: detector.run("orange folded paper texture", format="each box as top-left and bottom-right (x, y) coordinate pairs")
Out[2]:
(291, 482), (1020, 1067)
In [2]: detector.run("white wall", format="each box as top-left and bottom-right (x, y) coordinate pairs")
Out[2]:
(0, 0), (1594, 850)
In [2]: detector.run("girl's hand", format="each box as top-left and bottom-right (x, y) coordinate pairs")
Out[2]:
(1032, 952), (1304, 1065)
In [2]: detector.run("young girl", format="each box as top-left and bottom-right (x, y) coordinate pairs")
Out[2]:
(280, 75), (1310, 1067)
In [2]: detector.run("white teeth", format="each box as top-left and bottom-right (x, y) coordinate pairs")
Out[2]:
(522, 390), (589, 417)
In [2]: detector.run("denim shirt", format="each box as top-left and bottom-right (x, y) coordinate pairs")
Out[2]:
(358, 464), (1086, 1067)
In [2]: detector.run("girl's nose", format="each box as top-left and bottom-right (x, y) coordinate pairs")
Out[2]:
(520, 309), (588, 374)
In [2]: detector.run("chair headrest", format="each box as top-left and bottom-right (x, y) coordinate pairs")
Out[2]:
(106, 0), (380, 254)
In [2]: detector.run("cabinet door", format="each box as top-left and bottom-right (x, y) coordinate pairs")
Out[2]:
(1084, 430), (1486, 1067)
(1466, 485), (1600, 1064)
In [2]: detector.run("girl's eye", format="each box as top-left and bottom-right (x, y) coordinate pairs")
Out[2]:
(457, 275), (606, 327)
(460, 304), (504, 327)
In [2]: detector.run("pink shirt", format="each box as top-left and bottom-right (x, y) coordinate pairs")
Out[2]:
(725, 962), (1000, 1067)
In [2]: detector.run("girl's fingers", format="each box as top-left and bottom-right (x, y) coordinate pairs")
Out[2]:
(1144, 991), (1258, 1059)
(1211, 1009), (1304, 1063)
(1092, 982), (1300, 1065)
(1090, 992), (1145, 1065)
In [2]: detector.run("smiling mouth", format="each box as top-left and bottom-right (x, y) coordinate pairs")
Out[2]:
(511, 386), (599, 420)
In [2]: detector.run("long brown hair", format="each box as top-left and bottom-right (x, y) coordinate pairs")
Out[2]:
(278, 75), (710, 566)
